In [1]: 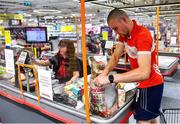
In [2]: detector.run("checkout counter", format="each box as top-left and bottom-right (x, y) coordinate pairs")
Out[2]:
(159, 46), (180, 63)
(0, 49), (134, 123)
(0, 75), (133, 123)
(2, 49), (177, 123)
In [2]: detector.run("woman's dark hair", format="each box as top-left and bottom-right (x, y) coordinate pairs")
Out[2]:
(58, 40), (78, 77)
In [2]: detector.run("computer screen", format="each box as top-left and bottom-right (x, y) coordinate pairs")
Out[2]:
(26, 27), (47, 43)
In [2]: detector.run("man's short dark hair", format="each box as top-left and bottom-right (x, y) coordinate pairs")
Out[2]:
(107, 9), (129, 23)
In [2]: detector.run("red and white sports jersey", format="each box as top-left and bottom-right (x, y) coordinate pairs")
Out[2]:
(119, 20), (164, 88)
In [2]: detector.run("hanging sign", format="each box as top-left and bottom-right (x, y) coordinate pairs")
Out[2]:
(5, 30), (11, 45)
(5, 49), (15, 75)
(102, 31), (108, 41)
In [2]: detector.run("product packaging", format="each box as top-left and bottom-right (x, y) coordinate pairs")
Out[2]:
(116, 83), (136, 108)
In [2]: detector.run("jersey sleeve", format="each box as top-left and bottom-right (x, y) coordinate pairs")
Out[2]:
(135, 30), (154, 55)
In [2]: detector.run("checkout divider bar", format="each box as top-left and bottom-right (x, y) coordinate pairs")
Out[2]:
(178, 15), (180, 51)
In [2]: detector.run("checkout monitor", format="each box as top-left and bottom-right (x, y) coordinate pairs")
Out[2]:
(26, 27), (47, 43)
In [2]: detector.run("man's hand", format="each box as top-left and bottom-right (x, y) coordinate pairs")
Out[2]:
(94, 74), (109, 87)
(106, 102), (118, 116)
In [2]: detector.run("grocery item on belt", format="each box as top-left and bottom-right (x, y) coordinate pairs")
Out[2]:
(116, 83), (136, 108)
(89, 56), (107, 80)
(89, 81), (117, 117)
(116, 83), (126, 108)
(90, 85), (106, 116)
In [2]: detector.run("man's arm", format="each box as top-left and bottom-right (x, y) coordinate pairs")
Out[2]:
(113, 54), (151, 83)
(101, 43), (124, 75)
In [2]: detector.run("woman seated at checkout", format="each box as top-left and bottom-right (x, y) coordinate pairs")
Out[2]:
(34, 40), (81, 85)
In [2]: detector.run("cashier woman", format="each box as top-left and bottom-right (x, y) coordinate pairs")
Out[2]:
(34, 40), (80, 85)
(94, 9), (164, 124)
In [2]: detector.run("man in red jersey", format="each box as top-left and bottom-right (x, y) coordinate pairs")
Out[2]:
(94, 9), (164, 124)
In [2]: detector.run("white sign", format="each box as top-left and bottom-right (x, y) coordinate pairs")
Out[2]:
(38, 69), (53, 100)
(170, 37), (177, 45)
(105, 40), (114, 49)
(16, 51), (27, 64)
(5, 49), (15, 75)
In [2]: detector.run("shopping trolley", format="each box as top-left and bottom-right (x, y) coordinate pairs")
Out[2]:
(160, 108), (180, 124)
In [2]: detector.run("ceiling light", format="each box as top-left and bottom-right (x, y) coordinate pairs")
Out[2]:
(23, 13), (32, 17)
(44, 16), (54, 19)
(116, 3), (180, 9)
(33, 9), (61, 13)
(57, 16), (63, 18)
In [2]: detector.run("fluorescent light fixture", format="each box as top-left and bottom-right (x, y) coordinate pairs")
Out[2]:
(57, 16), (63, 18)
(137, 10), (179, 13)
(33, 9), (61, 13)
(125, 3), (180, 9)
(152, 13), (180, 17)
(71, 13), (80, 16)
(23, 13), (32, 17)
(44, 16), (54, 19)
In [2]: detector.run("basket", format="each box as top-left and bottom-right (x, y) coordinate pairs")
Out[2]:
(160, 108), (180, 124)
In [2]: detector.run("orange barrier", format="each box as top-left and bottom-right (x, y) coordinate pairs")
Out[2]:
(156, 6), (160, 65)
(80, 0), (91, 123)
(75, 16), (79, 54)
(178, 15), (180, 51)
(17, 64), (40, 105)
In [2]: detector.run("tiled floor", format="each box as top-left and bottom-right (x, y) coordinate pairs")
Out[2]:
(162, 69), (180, 109)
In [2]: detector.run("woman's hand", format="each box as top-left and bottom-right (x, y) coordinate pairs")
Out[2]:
(66, 80), (72, 85)
(66, 71), (79, 85)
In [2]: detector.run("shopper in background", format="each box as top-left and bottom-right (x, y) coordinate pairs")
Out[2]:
(0, 42), (5, 61)
(94, 9), (164, 124)
(34, 40), (80, 85)
(87, 31), (100, 54)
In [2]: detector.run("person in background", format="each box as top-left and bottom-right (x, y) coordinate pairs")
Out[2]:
(34, 40), (80, 85)
(87, 31), (100, 54)
(94, 9), (164, 124)
(0, 42), (5, 61)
